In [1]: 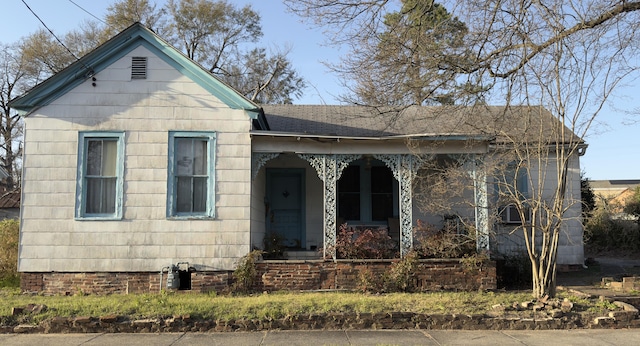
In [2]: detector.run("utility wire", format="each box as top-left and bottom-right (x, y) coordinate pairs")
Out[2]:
(68, 0), (107, 25)
(20, 0), (80, 61)
(20, 0), (98, 76)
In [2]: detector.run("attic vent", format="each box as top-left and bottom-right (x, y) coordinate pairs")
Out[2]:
(131, 57), (147, 79)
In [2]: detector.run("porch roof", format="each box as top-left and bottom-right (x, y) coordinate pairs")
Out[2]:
(257, 104), (583, 145)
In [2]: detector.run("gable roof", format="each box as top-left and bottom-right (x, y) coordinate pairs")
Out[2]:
(590, 180), (640, 191)
(9, 22), (263, 122)
(258, 104), (584, 145)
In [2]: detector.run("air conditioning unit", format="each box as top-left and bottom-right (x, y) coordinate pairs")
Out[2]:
(501, 205), (530, 224)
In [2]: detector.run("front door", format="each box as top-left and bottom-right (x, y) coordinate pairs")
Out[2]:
(266, 169), (305, 248)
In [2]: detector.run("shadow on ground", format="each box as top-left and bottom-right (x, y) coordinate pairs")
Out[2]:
(557, 257), (640, 297)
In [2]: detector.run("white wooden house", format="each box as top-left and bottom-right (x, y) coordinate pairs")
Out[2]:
(10, 23), (585, 293)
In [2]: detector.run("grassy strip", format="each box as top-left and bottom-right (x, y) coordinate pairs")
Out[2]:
(0, 289), (538, 323)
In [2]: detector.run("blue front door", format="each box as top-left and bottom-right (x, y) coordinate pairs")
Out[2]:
(266, 169), (305, 248)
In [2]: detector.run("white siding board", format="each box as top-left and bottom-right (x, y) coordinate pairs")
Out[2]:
(20, 45), (255, 272)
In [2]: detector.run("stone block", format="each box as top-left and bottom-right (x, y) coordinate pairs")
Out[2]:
(609, 310), (636, 322)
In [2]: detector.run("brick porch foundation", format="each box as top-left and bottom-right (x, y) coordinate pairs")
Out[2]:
(21, 259), (496, 295)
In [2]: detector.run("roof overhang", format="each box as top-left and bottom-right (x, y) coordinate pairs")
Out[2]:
(250, 130), (495, 142)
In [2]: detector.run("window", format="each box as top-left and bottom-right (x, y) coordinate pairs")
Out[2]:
(337, 160), (396, 224)
(167, 131), (216, 218)
(76, 132), (125, 219)
(500, 205), (531, 223)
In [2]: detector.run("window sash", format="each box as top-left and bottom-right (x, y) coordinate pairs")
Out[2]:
(76, 132), (124, 219)
(168, 132), (216, 218)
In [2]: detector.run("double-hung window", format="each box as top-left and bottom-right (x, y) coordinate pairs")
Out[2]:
(167, 131), (216, 218)
(76, 132), (125, 219)
(337, 161), (396, 224)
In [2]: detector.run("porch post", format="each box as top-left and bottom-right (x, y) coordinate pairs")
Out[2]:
(298, 154), (361, 260)
(472, 156), (491, 252)
(374, 154), (425, 257)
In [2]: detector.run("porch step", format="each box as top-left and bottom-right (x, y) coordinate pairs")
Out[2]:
(284, 250), (322, 260)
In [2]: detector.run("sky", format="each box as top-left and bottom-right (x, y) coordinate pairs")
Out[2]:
(1, 0), (638, 182)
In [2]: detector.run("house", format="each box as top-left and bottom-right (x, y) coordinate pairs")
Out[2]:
(9, 23), (585, 294)
(0, 190), (20, 220)
(590, 179), (640, 219)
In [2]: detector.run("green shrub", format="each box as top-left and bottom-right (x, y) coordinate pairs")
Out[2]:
(384, 251), (420, 292)
(0, 219), (19, 285)
(585, 208), (640, 254)
(357, 251), (420, 293)
(262, 231), (285, 259)
(232, 250), (263, 293)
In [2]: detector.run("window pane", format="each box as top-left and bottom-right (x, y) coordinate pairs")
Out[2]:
(175, 177), (208, 213)
(193, 140), (207, 175)
(338, 165), (360, 220)
(176, 177), (192, 213)
(338, 193), (360, 220)
(86, 177), (116, 214)
(175, 138), (194, 176)
(102, 140), (117, 176)
(371, 166), (393, 193)
(338, 166), (359, 192)
(193, 177), (207, 212)
(86, 140), (103, 176)
(371, 194), (393, 221)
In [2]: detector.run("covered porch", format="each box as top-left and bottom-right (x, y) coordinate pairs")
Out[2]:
(251, 144), (492, 260)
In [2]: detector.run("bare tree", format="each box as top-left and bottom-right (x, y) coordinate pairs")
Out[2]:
(15, 0), (305, 105)
(225, 46), (305, 103)
(163, 0), (305, 102)
(103, 0), (167, 38)
(0, 44), (29, 190)
(286, 0), (640, 297)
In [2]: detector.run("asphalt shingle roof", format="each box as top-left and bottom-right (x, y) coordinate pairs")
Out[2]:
(260, 105), (582, 144)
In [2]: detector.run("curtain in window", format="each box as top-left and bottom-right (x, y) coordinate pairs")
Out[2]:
(85, 139), (117, 214)
(175, 138), (208, 213)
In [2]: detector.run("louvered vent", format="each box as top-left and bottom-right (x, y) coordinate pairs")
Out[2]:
(131, 57), (147, 79)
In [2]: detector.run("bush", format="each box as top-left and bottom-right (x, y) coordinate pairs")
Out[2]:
(0, 219), (19, 285)
(413, 220), (476, 259)
(335, 224), (397, 259)
(232, 250), (263, 293)
(585, 208), (640, 254)
(357, 251), (420, 293)
(263, 231), (285, 259)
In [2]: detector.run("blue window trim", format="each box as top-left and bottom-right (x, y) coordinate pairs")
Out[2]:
(75, 131), (125, 220)
(167, 131), (217, 219)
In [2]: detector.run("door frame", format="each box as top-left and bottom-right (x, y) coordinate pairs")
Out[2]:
(265, 168), (306, 248)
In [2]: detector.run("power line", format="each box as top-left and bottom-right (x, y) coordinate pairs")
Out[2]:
(20, 0), (80, 61)
(67, 0), (107, 25)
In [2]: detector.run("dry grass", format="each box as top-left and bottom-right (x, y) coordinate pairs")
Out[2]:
(0, 289), (537, 324)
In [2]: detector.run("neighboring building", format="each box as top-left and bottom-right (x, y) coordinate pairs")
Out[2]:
(0, 189), (20, 220)
(590, 179), (640, 219)
(590, 179), (640, 204)
(9, 23), (585, 294)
